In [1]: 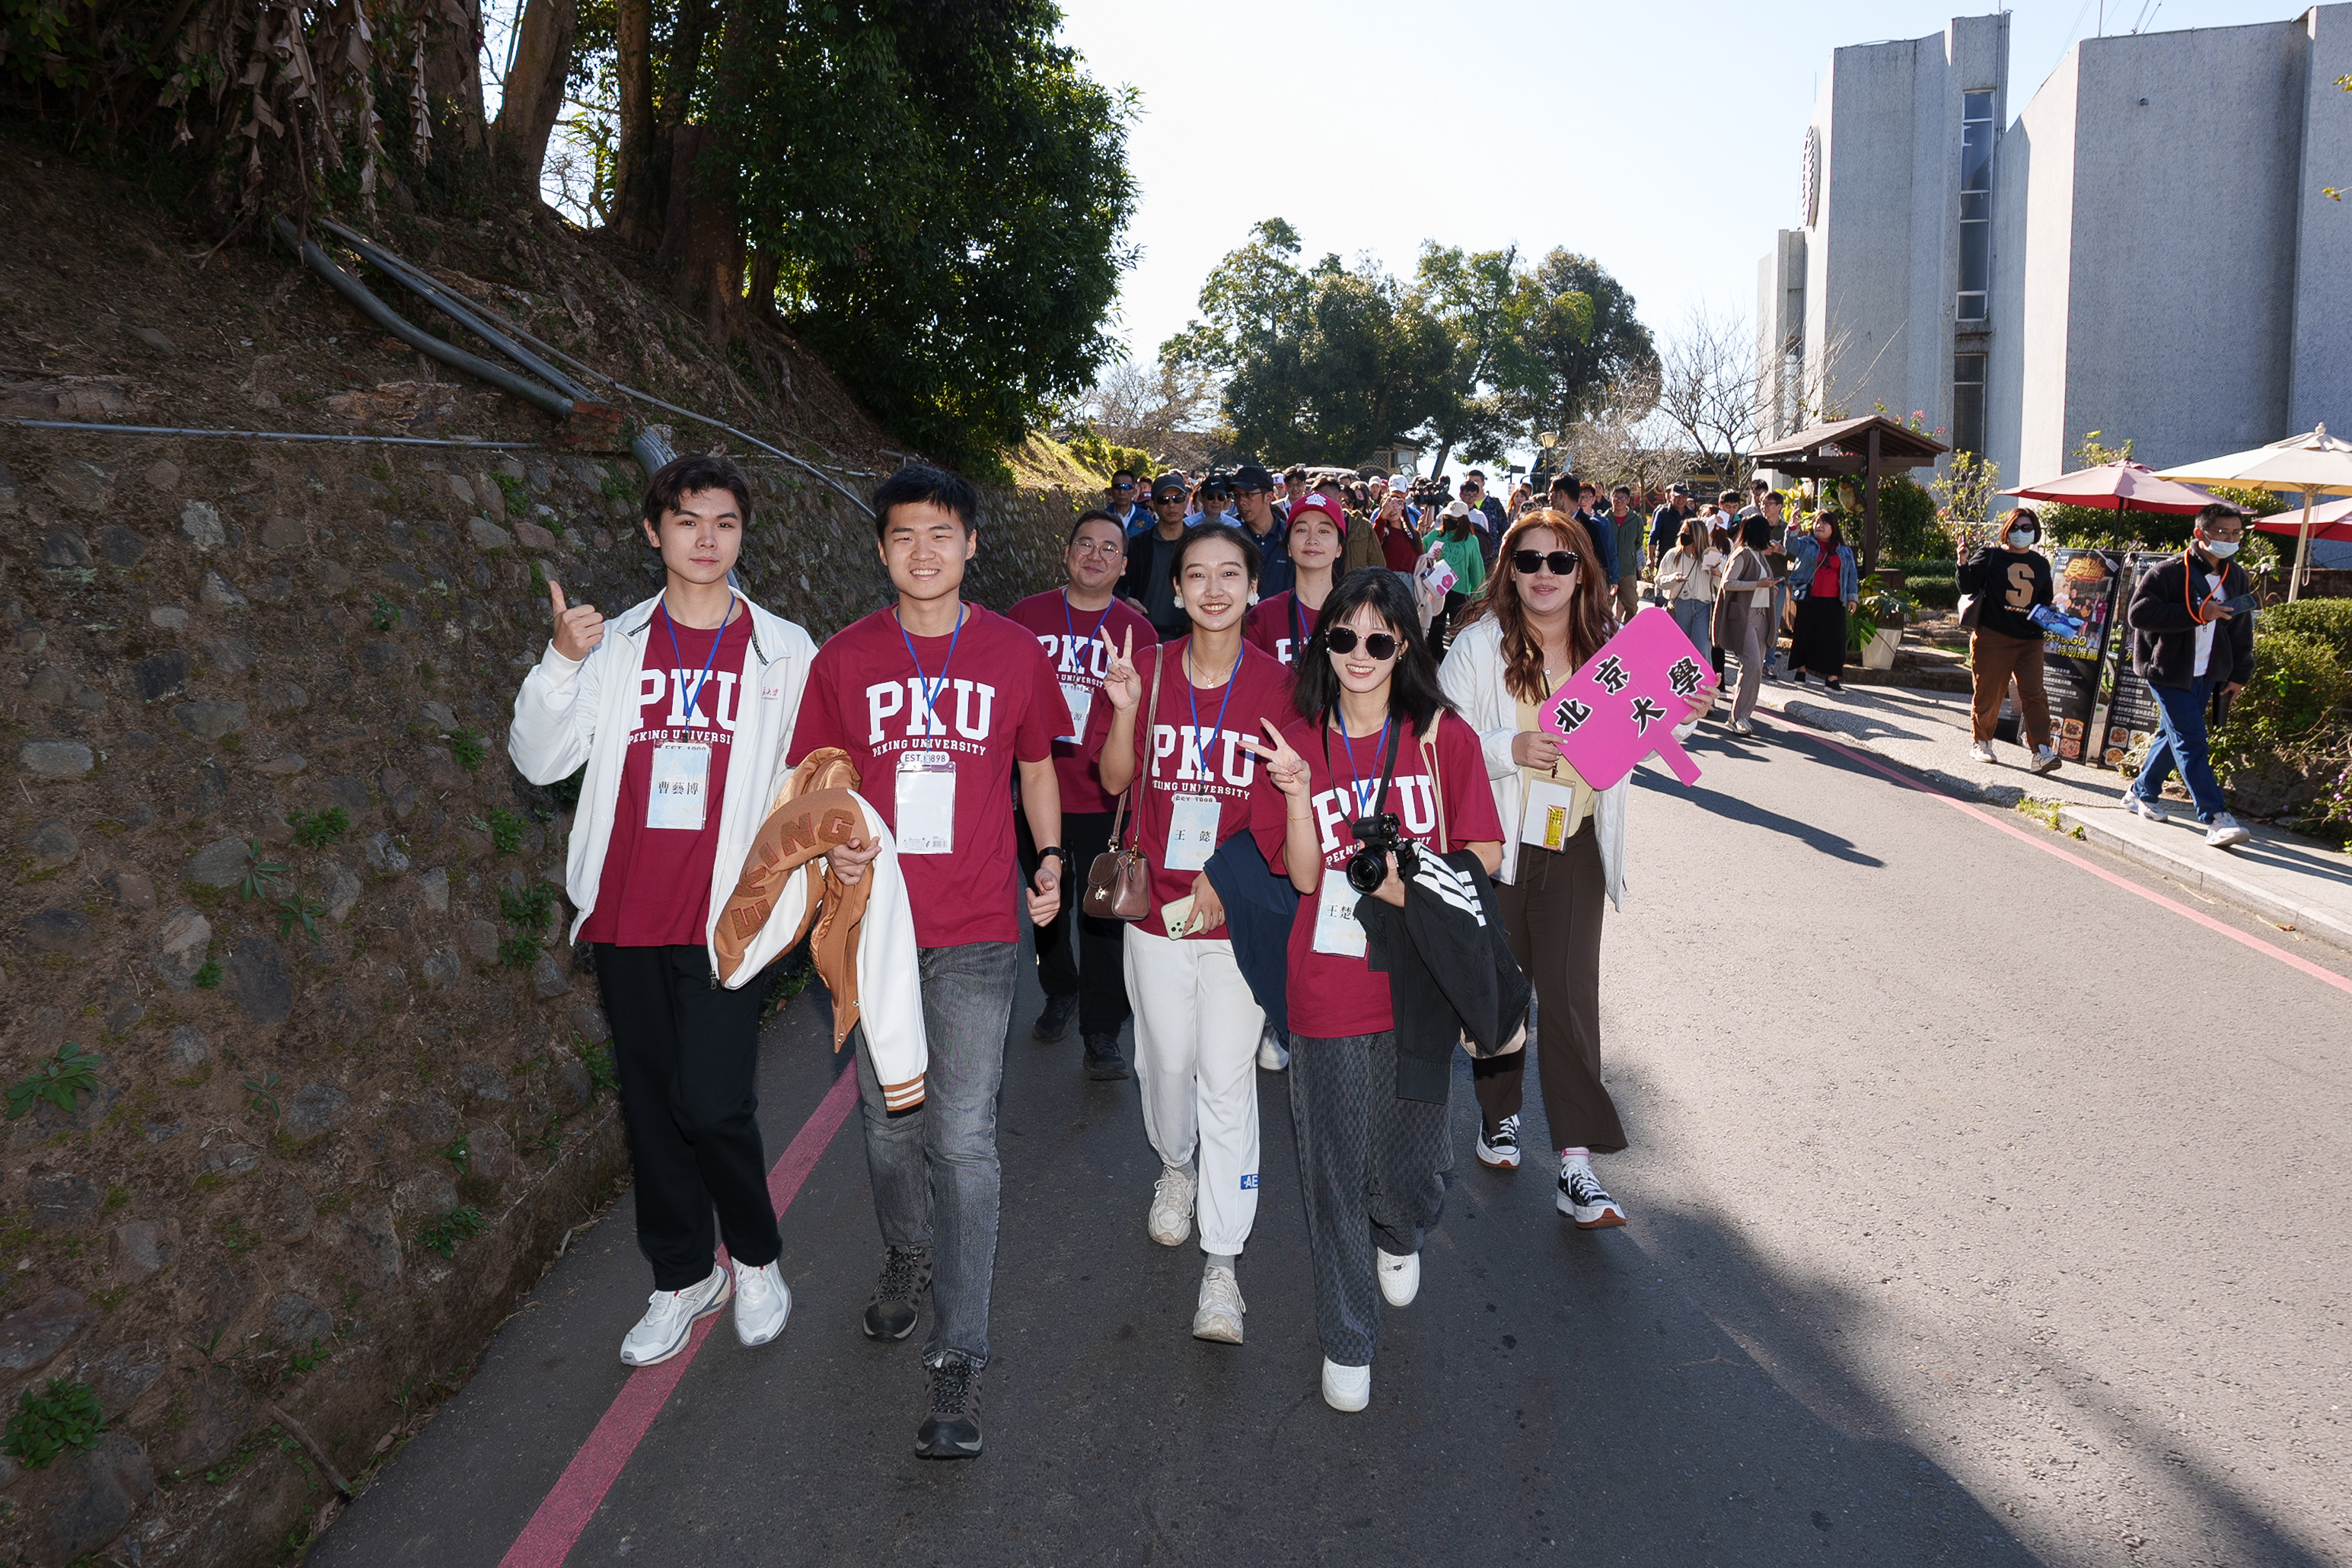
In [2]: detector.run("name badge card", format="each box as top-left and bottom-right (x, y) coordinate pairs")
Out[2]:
(647, 741), (711, 830)
(1311, 865), (1368, 958)
(1059, 680), (1093, 745)
(1163, 793), (1221, 872)
(1520, 777), (1580, 850)
(894, 750), (956, 855)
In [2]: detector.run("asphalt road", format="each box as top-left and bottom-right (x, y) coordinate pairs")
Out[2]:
(309, 714), (2352, 1568)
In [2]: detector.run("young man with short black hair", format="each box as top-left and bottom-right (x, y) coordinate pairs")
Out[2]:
(792, 464), (1071, 1458)
(1230, 463), (1295, 598)
(1606, 484), (1645, 617)
(1006, 512), (1154, 1079)
(509, 454), (817, 1369)
(2125, 502), (2258, 849)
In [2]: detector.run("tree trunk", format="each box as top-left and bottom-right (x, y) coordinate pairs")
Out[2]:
(746, 247), (781, 320)
(1426, 436), (1454, 482)
(489, 0), (577, 193)
(657, 125), (742, 343)
(608, 0), (661, 245)
(425, 0), (490, 155)
(659, 0), (717, 133)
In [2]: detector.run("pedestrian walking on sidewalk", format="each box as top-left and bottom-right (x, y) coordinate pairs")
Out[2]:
(1092, 524), (1295, 1347)
(1655, 515), (1724, 674)
(1436, 511), (1695, 1232)
(1713, 516), (1781, 735)
(1957, 508), (2061, 774)
(1785, 513), (1858, 690)
(508, 454), (815, 1370)
(1245, 571), (1503, 1415)
(795, 464), (1074, 1460)
(2124, 503), (2257, 849)
(1005, 512), (1155, 1076)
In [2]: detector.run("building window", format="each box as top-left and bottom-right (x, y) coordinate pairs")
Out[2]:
(1958, 89), (1993, 323)
(1952, 352), (1987, 457)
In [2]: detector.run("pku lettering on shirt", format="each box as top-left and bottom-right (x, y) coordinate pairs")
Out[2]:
(1034, 633), (1114, 680)
(862, 678), (999, 747)
(635, 666), (743, 736)
(1148, 723), (1259, 789)
(1307, 776), (1438, 855)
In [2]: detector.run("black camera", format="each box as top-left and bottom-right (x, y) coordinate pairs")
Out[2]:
(1345, 812), (1420, 895)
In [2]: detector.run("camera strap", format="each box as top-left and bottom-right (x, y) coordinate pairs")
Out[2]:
(1324, 713), (1400, 833)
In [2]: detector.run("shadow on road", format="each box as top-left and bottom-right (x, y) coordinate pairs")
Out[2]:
(1633, 755), (1886, 867)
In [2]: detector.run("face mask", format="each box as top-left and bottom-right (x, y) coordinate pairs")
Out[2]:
(2006, 529), (2035, 548)
(2204, 539), (2239, 559)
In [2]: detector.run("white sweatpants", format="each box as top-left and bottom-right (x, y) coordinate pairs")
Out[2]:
(1122, 926), (1266, 1257)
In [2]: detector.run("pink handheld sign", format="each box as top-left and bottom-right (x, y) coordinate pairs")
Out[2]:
(1536, 607), (1717, 789)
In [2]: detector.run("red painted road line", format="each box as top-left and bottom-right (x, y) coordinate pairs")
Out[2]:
(1770, 715), (2352, 999)
(499, 1068), (862, 1568)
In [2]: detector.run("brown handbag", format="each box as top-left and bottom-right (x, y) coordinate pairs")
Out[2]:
(1082, 645), (1165, 921)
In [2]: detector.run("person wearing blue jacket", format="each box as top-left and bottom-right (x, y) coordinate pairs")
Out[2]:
(1784, 514), (1860, 690)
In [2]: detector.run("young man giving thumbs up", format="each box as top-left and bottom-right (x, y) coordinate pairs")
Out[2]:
(508, 454), (818, 1366)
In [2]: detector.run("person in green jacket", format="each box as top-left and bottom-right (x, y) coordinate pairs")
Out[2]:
(1423, 499), (1489, 655)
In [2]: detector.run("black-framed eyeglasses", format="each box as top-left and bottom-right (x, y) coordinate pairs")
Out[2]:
(1324, 626), (1399, 659)
(1513, 549), (1580, 576)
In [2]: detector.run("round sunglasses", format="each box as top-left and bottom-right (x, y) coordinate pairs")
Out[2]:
(1512, 548), (1580, 576)
(1324, 626), (1399, 659)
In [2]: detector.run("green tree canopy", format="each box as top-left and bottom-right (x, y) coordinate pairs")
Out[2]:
(713, 0), (1138, 472)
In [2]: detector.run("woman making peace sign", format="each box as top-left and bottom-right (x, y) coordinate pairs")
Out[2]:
(1243, 569), (1502, 1414)
(1088, 523), (1295, 1347)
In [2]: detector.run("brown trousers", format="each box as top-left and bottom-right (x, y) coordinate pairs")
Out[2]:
(1470, 824), (1627, 1155)
(1968, 627), (2052, 747)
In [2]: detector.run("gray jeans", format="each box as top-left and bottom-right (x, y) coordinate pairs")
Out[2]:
(853, 941), (1016, 1366)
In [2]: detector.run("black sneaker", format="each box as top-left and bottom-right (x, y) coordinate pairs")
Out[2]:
(915, 1353), (983, 1459)
(1824, 677), (1844, 692)
(1790, 670), (1808, 684)
(1082, 1034), (1130, 1081)
(861, 1245), (931, 1341)
(1031, 992), (1079, 1043)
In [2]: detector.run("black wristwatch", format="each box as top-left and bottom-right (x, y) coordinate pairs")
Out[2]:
(1036, 845), (1070, 865)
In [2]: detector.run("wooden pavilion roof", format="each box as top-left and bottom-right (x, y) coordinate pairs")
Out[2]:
(1751, 414), (1949, 476)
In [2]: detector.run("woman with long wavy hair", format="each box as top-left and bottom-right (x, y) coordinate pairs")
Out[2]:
(1436, 509), (1696, 1229)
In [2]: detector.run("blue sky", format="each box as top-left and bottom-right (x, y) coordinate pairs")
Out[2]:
(1056, 0), (2303, 372)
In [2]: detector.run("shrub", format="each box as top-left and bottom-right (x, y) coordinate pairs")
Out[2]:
(2, 1380), (103, 1468)
(449, 728), (488, 773)
(484, 807), (525, 855)
(2217, 629), (2352, 757)
(2261, 598), (2352, 661)
(6, 1043), (103, 1121)
(1874, 474), (1951, 559)
(1906, 575), (1960, 610)
(418, 1206), (489, 1259)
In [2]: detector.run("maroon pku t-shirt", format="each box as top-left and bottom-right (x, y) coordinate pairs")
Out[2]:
(580, 606), (755, 947)
(788, 604), (1069, 948)
(1243, 591), (1322, 668)
(1005, 588), (1156, 816)
(1081, 636), (1294, 937)
(1248, 709), (1503, 1038)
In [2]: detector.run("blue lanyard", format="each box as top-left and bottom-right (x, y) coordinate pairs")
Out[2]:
(1180, 639), (1242, 782)
(1062, 590), (1114, 671)
(660, 596), (732, 730)
(895, 604), (965, 731)
(1337, 718), (1393, 816)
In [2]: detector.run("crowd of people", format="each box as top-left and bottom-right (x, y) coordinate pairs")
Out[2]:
(516, 443), (2238, 1464)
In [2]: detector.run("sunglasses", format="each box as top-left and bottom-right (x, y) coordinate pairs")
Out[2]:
(1112, 481), (1134, 491)
(1324, 626), (1399, 659)
(1513, 549), (1580, 576)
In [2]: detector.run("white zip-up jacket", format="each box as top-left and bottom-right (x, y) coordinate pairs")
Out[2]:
(1436, 614), (1628, 906)
(508, 590), (817, 971)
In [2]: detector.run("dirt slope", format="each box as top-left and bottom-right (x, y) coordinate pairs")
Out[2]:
(0, 136), (1098, 1566)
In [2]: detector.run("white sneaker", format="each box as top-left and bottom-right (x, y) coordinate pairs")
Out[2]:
(733, 1258), (791, 1347)
(2029, 744), (2063, 775)
(619, 1263), (731, 1366)
(1475, 1114), (1522, 1170)
(2205, 812), (2252, 848)
(1191, 1265), (1245, 1344)
(1969, 740), (1997, 763)
(1321, 1358), (1371, 1413)
(1375, 1248), (1420, 1308)
(1147, 1164), (1197, 1248)
(1729, 718), (1755, 737)
(1257, 1024), (1289, 1072)
(2128, 795), (2170, 824)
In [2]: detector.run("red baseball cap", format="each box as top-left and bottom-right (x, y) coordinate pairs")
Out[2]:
(1288, 492), (1347, 535)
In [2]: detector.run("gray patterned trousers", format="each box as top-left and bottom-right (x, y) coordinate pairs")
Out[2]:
(1286, 1029), (1452, 1367)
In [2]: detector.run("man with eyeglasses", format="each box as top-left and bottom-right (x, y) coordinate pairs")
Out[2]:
(2124, 502), (2257, 849)
(1106, 470), (1147, 536)
(1229, 462), (1294, 598)
(1119, 473), (1197, 642)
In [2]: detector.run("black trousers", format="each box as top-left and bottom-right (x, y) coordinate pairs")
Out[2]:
(1018, 808), (1130, 1040)
(593, 942), (782, 1290)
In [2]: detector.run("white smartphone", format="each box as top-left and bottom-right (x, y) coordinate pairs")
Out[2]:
(1160, 894), (1197, 940)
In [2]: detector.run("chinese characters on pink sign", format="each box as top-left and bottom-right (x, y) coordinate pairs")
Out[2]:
(1536, 607), (1716, 789)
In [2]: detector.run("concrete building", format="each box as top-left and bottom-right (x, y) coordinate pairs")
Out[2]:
(1758, 7), (2352, 509)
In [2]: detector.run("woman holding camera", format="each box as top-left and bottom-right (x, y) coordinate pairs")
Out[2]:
(1092, 524), (1295, 1347)
(1436, 509), (1699, 1230)
(1245, 569), (1503, 1414)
